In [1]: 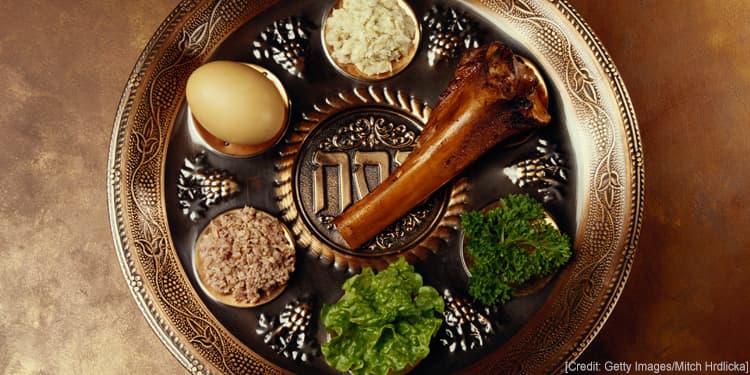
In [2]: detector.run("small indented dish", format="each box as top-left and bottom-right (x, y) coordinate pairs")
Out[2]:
(193, 206), (296, 308)
(322, 0), (421, 81)
(459, 201), (560, 297)
(187, 62), (290, 158)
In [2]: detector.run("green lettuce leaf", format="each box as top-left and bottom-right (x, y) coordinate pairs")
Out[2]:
(321, 258), (444, 375)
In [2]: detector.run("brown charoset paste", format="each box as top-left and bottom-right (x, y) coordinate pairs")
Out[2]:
(197, 206), (295, 304)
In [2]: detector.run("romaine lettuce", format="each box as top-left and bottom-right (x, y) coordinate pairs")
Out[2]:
(321, 258), (444, 375)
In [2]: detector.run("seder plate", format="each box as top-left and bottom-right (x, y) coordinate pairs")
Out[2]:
(107, 0), (644, 374)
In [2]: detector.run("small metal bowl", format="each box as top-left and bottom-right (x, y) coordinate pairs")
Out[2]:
(459, 200), (561, 298)
(193, 207), (296, 308)
(321, 0), (421, 81)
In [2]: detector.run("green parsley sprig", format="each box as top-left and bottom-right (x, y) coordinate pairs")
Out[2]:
(461, 194), (572, 306)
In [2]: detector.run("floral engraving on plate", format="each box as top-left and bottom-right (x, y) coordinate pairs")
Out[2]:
(423, 5), (481, 66)
(503, 138), (567, 202)
(320, 116), (417, 151)
(314, 199), (441, 253)
(439, 289), (496, 353)
(252, 16), (313, 78)
(256, 300), (319, 363)
(177, 152), (240, 221)
(361, 199), (437, 253)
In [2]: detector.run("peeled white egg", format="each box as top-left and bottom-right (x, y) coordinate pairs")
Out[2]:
(186, 61), (287, 146)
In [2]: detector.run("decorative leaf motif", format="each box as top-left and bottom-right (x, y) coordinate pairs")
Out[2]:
(192, 328), (218, 348)
(135, 115), (161, 161)
(596, 168), (621, 208)
(187, 318), (219, 348)
(134, 223), (166, 259)
(581, 277), (595, 300)
(510, 0), (537, 18)
(151, 235), (168, 258)
(132, 131), (147, 155)
(185, 22), (209, 54)
(144, 138), (160, 159)
(573, 67), (598, 103)
(608, 171), (622, 188)
(134, 238), (158, 258)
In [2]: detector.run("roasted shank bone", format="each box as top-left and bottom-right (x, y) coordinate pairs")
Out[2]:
(333, 42), (551, 249)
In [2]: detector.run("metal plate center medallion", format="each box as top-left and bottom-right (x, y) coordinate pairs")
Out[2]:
(295, 108), (448, 255)
(275, 87), (467, 271)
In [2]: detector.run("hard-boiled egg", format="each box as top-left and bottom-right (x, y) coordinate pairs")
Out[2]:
(186, 61), (288, 155)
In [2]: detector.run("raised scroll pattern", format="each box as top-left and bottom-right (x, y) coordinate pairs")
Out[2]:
(320, 116), (417, 151)
(362, 202), (434, 253)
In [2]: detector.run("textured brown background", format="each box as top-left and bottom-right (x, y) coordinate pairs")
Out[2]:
(0, 0), (747, 374)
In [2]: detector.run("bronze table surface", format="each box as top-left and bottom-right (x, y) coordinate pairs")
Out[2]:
(0, 0), (747, 373)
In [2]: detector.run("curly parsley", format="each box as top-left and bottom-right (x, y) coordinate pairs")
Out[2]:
(461, 194), (572, 306)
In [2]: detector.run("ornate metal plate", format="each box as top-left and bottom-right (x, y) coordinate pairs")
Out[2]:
(108, 0), (643, 374)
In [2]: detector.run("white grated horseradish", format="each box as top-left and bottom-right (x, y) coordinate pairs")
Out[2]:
(325, 0), (415, 75)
